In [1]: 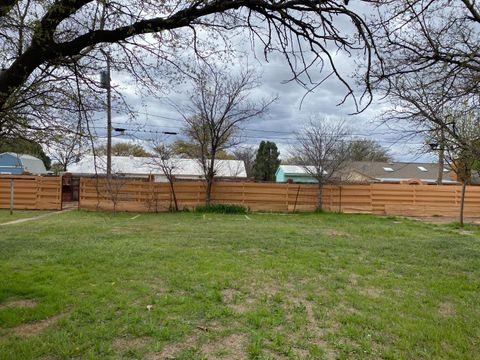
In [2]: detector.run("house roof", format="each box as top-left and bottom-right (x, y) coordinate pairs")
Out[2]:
(67, 156), (247, 178)
(0, 152), (47, 174)
(278, 161), (458, 184)
(277, 165), (325, 175)
(346, 161), (457, 184)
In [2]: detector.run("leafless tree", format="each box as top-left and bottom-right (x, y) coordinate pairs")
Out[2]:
(371, 0), (479, 90)
(149, 140), (179, 211)
(0, 0), (382, 142)
(49, 131), (90, 171)
(371, 0), (479, 134)
(291, 118), (352, 210)
(442, 109), (480, 226)
(180, 65), (273, 205)
(233, 146), (256, 178)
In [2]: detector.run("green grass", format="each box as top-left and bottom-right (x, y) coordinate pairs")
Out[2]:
(1, 210), (480, 359)
(0, 210), (49, 224)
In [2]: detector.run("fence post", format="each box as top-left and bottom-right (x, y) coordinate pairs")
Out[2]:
(9, 178), (14, 215)
(286, 182), (289, 212)
(339, 185), (342, 213)
(242, 182), (245, 205)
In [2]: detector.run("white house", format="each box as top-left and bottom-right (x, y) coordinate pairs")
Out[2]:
(67, 155), (247, 181)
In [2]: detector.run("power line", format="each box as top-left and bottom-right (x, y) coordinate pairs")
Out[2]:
(91, 126), (426, 145)
(91, 122), (404, 140)
(104, 112), (400, 137)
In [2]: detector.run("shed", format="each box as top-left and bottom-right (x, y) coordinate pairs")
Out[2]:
(0, 152), (48, 175)
(275, 165), (321, 183)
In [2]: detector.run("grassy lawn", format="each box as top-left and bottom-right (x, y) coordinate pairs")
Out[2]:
(1, 210), (480, 359)
(0, 210), (50, 224)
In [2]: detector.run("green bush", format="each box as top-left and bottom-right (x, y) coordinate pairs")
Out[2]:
(194, 204), (248, 214)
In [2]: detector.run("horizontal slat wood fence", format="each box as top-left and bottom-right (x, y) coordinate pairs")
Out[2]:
(79, 178), (480, 217)
(0, 175), (62, 210)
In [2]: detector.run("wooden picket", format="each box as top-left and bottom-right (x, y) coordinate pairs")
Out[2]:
(78, 178), (480, 217)
(0, 175), (62, 210)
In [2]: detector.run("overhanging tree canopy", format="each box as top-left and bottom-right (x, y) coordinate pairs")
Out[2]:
(0, 0), (380, 140)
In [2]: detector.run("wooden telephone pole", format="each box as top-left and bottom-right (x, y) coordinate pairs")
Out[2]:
(100, 51), (112, 177)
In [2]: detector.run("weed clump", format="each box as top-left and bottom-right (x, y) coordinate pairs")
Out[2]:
(194, 204), (248, 214)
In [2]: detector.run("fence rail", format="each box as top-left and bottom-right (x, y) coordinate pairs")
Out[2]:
(79, 178), (480, 217)
(0, 175), (62, 210)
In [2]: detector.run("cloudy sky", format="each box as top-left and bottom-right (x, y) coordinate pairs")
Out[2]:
(89, 5), (435, 163)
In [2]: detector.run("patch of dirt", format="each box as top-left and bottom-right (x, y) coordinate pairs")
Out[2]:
(113, 336), (151, 351)
(228, 302), (251, 314)
(438, 302), (456, 318)
(292, 347), (310, 358)
(349, 273), (359, 286)
(359, 287), (383, 298)
(263, 349), (288, 360)
(288, 299), (336, 360)
(336, 303), (360, 316)
(323, 229), (349, 237)
(146, 334), (198, 360)
(222, 288), (255, 314)
(201, 333), (248, 359)
(221, 288), (238, 303)
(457, 230), (474, 235)
(13, 314), (61, 336)
(0, 298), (37, 310)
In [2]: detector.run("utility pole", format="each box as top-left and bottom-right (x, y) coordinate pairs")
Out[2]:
(100, 51), (112, 177)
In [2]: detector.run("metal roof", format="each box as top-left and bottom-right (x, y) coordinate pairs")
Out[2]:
(278, 165), (326, 175)
(67, 156), (247, 178)
(0, 152), (47, 174)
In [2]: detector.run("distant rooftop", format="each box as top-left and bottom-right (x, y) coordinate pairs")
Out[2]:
(67, 156), (247, 178)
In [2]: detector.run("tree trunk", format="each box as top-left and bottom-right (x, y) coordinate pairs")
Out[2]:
(316, 182), (323, 211)
(168, 178), (178, 211)
(205, 157), (215, 206)
(459, 181), (467, 227)
(205, 177), (213, 206)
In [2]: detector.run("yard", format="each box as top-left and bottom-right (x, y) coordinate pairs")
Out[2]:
(0, 210), (479, 360)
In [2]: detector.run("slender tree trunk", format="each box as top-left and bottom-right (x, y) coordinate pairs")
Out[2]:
(459, 181), (467, 227)
(206, 176), (213, 206)
(317, 182), (323, 211)
(437, 128), (445, 184)
(205, 157), (215, 206)
(168, 177), (178, 211)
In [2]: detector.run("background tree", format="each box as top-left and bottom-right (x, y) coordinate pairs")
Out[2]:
(443, 109), (480, 226)
(233, 146), (257, 178)
(49, 132), (90, 171)
(253, 141), (280, 181)
(0, 0), (379, 142)
(0, 137), (51, 169)
(97, 142), (149, 157)
(349, 139), (392, 162)
(291, 118), (352, 210)
(149, 141), (180, 212)
(181, 66), (272, 205)
(171, 140), (235, 160)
